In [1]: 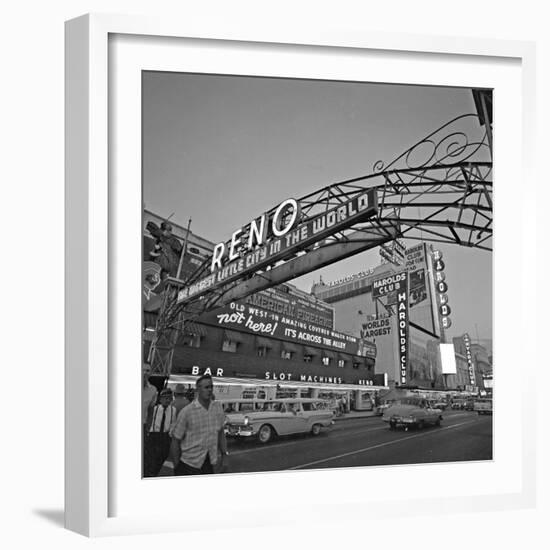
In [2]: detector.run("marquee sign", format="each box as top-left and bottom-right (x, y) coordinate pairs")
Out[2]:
(404, 243), (428, 309)
(183, 365), (376, 386)
(379, 238), (406, 266)
(361, 316), (392, 338)
(245, 287), (334, 329)
(177, 189), (378, 303)
(372, 271), (407, 299)
(200, 296), (365, 355)
(463, 333), (476, 386)
(325, 268), (375, 287)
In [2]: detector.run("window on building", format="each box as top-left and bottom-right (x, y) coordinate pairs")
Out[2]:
(222, 339), (238, 353)
(337, 359), (345, 368)
(257, 346), (268, 358)
(281, 350), (293, 360)
(182, 334), (201, 348)
(352, 362), (360, 369)
(322, 356), (330, 366)
(304, 354), (313, 363)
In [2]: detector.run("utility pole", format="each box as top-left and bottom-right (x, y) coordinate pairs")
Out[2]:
(176, 217), (192, 280)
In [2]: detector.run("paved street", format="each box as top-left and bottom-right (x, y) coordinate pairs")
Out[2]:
(222, 410), (492, 473)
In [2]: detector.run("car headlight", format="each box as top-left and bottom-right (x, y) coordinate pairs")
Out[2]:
(243, 416), (250, 426)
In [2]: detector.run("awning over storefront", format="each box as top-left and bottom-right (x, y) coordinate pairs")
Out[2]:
(184, 321), (207, 337)
(352, 356), (367, 365)
(337, 353), (348, 363)
(224, 329), (245, 343)
(168, 373), (388, 393)
(256, 336), (274, 349)
(322, 350), (336, 359)
(304, 346), (320, 356)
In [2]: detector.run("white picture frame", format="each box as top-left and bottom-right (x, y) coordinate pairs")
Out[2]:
(65, 13), (537, 537)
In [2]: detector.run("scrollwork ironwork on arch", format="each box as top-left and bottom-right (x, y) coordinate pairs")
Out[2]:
(372, 113), (491, 173)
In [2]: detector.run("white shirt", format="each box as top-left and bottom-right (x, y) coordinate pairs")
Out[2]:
(142, 382), (158, 425)
(149, 404), (176, 433)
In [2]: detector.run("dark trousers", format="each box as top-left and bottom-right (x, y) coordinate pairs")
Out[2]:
(174, 455), (213, 476)
(144, 432), (171, 477)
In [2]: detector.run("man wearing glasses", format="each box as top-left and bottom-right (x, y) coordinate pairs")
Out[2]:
(170, 374), (228, 475)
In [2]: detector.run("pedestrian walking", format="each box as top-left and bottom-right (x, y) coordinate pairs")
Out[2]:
(342, 394), (348, 414)
(170, 374), (228, 475)
(172, 383), (191, 415)
(142, 362), (158, 437)
(144, 388), (177, 477)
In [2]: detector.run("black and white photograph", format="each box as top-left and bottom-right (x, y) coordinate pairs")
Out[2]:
(4, 0), (547, 544)
(141, 72), (493, 478)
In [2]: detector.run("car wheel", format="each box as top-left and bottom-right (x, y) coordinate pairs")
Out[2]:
(389, 420), (396, 430)
(258, 424), (273, 444)
(311, 423), (322, 436)
(417, 420), (425, 430)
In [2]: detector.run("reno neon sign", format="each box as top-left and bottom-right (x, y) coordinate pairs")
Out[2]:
(178, 190), (377, 303)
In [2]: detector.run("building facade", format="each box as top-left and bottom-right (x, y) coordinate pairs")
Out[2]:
(143, 213), (386, 407)
(451, 336), (491, 392)
(311, 243), (445, 389)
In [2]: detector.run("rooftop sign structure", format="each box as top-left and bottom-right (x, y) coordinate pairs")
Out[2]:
(149, 112), (493, 375)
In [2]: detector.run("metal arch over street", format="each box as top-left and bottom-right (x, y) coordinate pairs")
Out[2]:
(148, 112), (493, 374)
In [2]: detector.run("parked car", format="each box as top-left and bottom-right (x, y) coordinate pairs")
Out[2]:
(218, 398), (267, 414)
(464, 399), (475, 411)
(473, 398), (493, 415)
(431, 400), (448, 411)
(376, 402), (393, 415)
(224, 398), (335, 443)
(382, 397), (443, 431)
(451, 399), (467, 410)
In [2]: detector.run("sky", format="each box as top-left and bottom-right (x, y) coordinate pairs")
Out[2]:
(142, 72), (492, 341)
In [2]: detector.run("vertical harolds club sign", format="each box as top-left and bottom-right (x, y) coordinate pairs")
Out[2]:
(372, 270), (410, 385)
(178, 190), (377, 303)
(396, 275), (410, 385)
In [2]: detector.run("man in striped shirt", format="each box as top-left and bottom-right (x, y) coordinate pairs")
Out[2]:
(170, 375), (228, 475)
